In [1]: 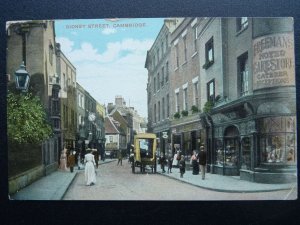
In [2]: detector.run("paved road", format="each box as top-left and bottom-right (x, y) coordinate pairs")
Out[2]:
(63, 160), (297, 200)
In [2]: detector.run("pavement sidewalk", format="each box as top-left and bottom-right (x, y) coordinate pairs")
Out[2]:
(10, 159), (116, 200)
(156, 167), (297, 193)
(10, 159), (297, 200)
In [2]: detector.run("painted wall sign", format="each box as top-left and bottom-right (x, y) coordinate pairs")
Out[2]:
(253, 33), (295, 90)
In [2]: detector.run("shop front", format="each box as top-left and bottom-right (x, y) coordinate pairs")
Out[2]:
(207, 98), (297, 183)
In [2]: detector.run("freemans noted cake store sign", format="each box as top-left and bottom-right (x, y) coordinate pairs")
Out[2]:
(253, 33), (295, 90)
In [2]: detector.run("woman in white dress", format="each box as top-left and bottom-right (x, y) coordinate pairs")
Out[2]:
(84, 150), (97, 186)
(59, 148), (67, 170)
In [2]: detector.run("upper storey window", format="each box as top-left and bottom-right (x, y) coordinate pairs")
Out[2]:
(237, 17), (248, 32)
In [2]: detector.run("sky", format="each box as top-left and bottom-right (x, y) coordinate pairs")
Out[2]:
(55, 18), (165, 118)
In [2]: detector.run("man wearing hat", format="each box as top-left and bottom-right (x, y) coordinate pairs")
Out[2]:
(198, 146), (207, 180)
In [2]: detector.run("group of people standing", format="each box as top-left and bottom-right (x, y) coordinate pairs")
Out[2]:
(159, 145), (207, 179)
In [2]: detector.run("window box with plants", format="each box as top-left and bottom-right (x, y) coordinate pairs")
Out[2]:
(191, 105), (199, 114)
(181, 110), (189, 117)
(174, 112), (181, 119)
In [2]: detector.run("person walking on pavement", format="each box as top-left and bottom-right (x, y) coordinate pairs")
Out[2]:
(117, 150), (123, 166)
(167, 154), (173, 173)
(67, 151), (76, 173)
(198, 146), (207, 180)
(84, 149), (96, 186)
(160, 154), (166, 173)
(191, 150), (199, 175)
(92, 150), (99, 168)
(59, 148), (67, 171)
(179, 155), (186, 178)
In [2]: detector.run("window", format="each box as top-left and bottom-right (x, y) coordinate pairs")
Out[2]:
(193, 26), (198, 52)
(207, 79), (215, 102)
(175, 44), (179, 68)
(183, 36), (187, 62)
(161, 42), (164, 55)
(167, 94), (170, 117)
(158, 101), (161, 121)
(157, 49), (160, 63)
(49, 44), (54, 65)
(157, 73), (160, 90)
(154, 104), (157, 123)
(194, 82), (199, 107)
(109, 136), (113, 142)
(239, 53), (249, 96)
(166, 35), (168, 51)
(259, 117), (296, 165)
(237, 17), (248, 32)
(165, 62), (169, 82)
(203, 37), (214, 69)
(175, 92), (180, 112)
(161, 67), (164, 87)
(63, 73), (66, 89)
(162, 97), (165, 120)
(153, 77), (156, 92)
(183, 88), (188, 110)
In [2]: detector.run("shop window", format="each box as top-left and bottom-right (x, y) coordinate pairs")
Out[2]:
(216, 139), (224, 165)
(259, 117), (296, 165)
(241, 137), (251, 169)
(224, 126), (240, 167)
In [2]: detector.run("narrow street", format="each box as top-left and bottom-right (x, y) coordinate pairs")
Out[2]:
(63, 160), (296, 200)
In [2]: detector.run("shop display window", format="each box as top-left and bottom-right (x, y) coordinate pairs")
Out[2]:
(259, 116), (296, 165)
(224, 138), (238, 166)
(260, 133), (296, 164)
(241, 137), (251, 169)
(215, 139), (224, 165)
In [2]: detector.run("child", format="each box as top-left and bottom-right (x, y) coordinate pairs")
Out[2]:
(179, 155), (186, 178)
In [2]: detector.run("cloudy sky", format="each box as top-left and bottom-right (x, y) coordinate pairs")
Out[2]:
(55, 18), (164, 118)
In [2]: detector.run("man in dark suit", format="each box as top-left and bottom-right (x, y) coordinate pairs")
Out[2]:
(198, 146), (207, 180)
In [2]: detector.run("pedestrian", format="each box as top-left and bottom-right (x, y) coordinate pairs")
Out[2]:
(117, 150), (123, 166)
(172, 150), (180, 168)
(92, 150), (99, 168)
(191, 150), (199, 175)
(84, 149), (97, 186)
(77, 152), (81, 170)
(198, 146), (207, 180)
(160, 154), (166, 173)
(167, 155), (173, 173)
(67, 151), (76, 173)
(179, 155), (186, 178)
(59, 148), (67, 171)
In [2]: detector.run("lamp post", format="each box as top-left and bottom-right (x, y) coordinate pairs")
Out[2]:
(15, 62), (30, 92)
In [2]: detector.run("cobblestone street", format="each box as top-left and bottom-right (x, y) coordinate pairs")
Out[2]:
(63, 160), (297, 200)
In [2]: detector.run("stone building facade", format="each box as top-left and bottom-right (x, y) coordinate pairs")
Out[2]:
(146, 17), (296, 183)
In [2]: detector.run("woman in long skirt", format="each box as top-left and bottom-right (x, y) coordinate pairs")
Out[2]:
(84, 150), (97, 186)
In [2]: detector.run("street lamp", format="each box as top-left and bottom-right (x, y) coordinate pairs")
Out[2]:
(15, 62), (30, 92)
